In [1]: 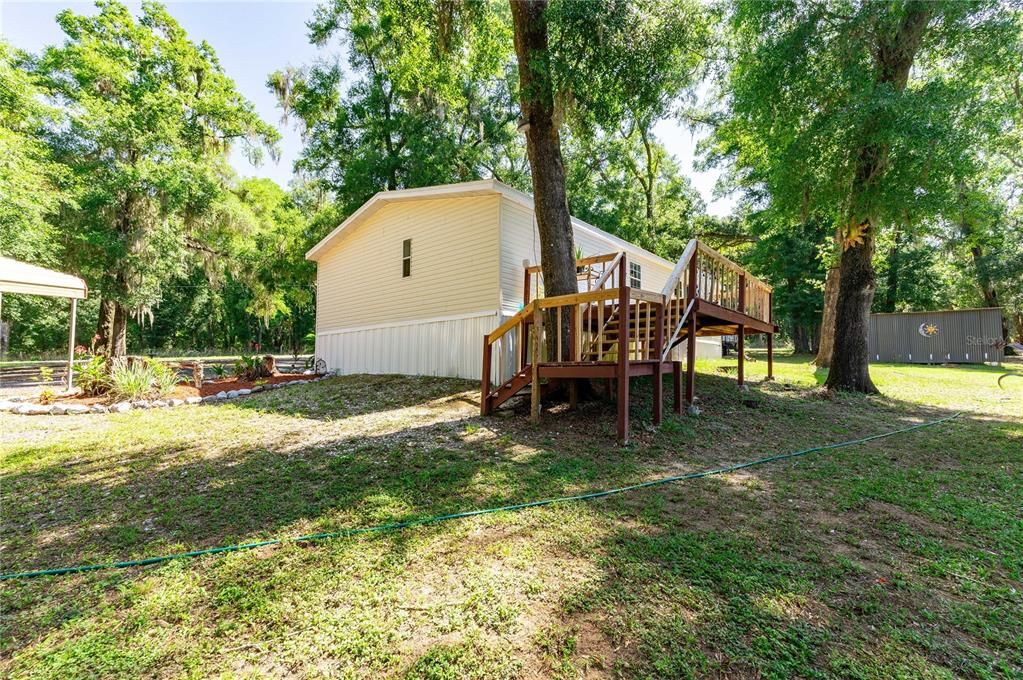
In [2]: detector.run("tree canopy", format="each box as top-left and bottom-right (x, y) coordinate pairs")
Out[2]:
(27, 0), (279, 355)
(708, 0), (1022, 389)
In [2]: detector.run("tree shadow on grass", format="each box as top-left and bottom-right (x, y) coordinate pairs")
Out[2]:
(1, 365), (1018, 674)
(229, 373), (481, 421)
(5, 364), (1010, 573)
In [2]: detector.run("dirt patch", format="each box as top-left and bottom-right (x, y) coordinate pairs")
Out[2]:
(181, 373), (320, 398)
(862, 500), (956, 542)
(44, 373), (321, 406)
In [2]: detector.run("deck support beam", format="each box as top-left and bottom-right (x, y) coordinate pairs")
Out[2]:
(766, 291), (774, 380)
(672, 361), (682, 414)
(737, 273), (746, 388)
(617, 256), (631, 444)
(653, 301), (664, 425)
(737, 325), (745, 387)
(481, 338), (492, 415)
(67, 297), (77, 392)
(685, 316), (696, 407)
(530, 307), (542, 424)
(685, 254), (697, 408)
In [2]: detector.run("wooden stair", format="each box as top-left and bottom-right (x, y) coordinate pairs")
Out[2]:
(580, 304), (692, 361)
(483, 366), (565, 412)
(486, 366), (531, 411)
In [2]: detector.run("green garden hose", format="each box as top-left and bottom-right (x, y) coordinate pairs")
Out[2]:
(0, 412), (961, 581)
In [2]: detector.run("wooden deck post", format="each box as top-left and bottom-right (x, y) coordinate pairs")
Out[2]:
(617, 256), (630, 444)
(685, 255), (697, 407)
(481, 337), (492, 415)
(737, 273), (746, 387)
(672, 361), (682, 414)
(737, 325), (745, 386)
(653, 300), (664, 425)
(520, 317), (529, 370)
(531, 307), (542, 424)
(686, 314), (696, 406)
(67, 298), (77, 391)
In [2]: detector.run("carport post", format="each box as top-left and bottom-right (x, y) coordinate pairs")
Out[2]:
(67, 298), (77, 391)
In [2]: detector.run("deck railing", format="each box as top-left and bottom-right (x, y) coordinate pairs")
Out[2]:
(482, 241), (772, 400)
(523, 252), (624, 305)
(692, 241), (772, 323)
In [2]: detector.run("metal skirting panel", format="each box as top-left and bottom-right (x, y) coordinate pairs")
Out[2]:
(868, 308), (1003, 364)
(317, 312), (501, 380)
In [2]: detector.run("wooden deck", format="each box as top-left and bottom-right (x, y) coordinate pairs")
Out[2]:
(481, 240), (775, 444)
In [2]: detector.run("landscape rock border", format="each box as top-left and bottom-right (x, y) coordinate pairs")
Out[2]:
(0, 373), (335, 416)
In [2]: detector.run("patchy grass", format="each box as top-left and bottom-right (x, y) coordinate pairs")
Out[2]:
(1, 357), (1021, 678)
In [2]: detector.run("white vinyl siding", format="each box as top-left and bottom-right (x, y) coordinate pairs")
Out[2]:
(315, 195), (501, 331)
(498, 196), (675, 311)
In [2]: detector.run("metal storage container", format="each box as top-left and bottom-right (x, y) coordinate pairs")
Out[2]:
(868, 308), (1003, 364)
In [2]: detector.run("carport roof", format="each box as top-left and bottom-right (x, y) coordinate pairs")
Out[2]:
(0, 256), (88, 299)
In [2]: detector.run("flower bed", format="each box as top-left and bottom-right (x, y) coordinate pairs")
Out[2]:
(0, 373), (330, 416)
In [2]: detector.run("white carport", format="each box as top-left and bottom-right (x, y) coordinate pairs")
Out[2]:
(0, 257), (88, 390)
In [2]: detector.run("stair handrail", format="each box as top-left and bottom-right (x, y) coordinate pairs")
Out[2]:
(660, 239), (698, 301)
(659, 239), (699, 363)
(482, 300), (537, 413)
(486, 300), (536, 344)
(590, 251), (624, 292)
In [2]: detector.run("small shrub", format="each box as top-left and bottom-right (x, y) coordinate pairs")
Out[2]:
(109, 359), (179, 401)
(150, 360), (180, 397)
(76, 355), (111, 396)
(210, 363), (227, 378)
(36, 366), (54, 383)
(110, 362), (152, 401)
(38, 389), (56, 405)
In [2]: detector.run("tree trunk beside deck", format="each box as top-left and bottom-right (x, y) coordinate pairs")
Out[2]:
(510, 0), (576, 361)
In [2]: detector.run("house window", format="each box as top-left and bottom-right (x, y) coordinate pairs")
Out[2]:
(629, 261), (641, 288)
(402, 239), (411, 278)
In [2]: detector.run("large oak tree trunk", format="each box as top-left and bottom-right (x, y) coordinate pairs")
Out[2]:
(826, 1), (930, 393)
(826, 218), (878, 393)
(94, 298), (128, 358)
(510, 0), (576, 361)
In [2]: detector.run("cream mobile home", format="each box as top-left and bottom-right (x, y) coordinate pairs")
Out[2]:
(306, 180), (721, 380)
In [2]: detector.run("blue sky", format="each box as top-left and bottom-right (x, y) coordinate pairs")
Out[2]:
(1, 1), (732, 215)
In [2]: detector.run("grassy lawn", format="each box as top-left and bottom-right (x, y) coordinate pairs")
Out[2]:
(1, 354), (1020, 678)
